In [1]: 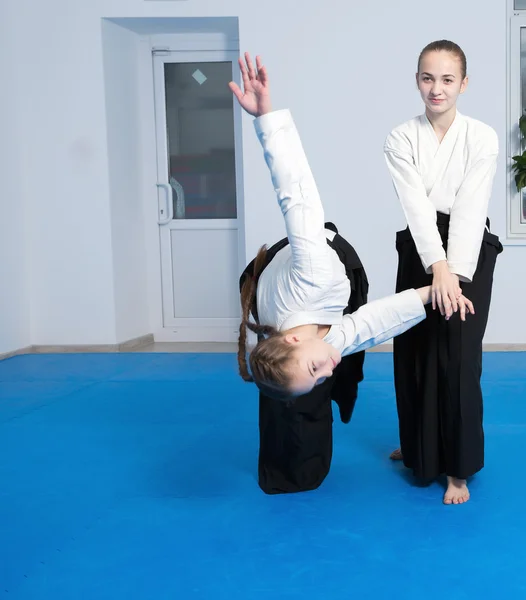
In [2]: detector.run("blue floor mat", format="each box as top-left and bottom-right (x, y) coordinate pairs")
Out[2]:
(0, 352), (525, 599)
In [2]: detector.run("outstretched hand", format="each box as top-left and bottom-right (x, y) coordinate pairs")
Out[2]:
(229, 52), (272, 118)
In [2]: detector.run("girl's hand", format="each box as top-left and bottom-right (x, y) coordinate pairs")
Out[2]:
(431, 261), (462, 319)
(229, 53), (272, 118)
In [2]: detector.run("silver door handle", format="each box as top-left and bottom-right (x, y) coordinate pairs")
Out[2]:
(169, 176), (186, 219)
(156, 182), (174, 225)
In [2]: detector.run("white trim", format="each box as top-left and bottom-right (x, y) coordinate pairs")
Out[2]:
(139, 36), (166, 343)
(507, 12), (526, 238)
(149, 33), (238, 53)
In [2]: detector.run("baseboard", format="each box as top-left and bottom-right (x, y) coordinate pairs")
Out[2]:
(32, 334), (155, 354)
(0, 334), (154, 360)
(0, 346), (34, 361)
(367, 344), (394, 353)
(117, 334), (154, 350)
(483, 343), (526, 351)
(1, 338), (525, 361)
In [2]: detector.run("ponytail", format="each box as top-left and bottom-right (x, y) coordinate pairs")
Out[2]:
(237, 245), (271, 381)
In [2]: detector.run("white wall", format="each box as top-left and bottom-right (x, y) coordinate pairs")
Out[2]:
(0, 6), (30, 354)
(102, 20), (150, 343)
(7, 0), (118, 346)
(1, 0), (524, 348)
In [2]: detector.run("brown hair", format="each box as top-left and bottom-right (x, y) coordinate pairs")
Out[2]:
(418, 40), (467, 80)
(237, 246), (298, 401)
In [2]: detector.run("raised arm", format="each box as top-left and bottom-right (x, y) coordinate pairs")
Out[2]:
(229, 53), (330, 288)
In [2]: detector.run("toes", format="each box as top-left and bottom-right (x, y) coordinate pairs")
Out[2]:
(444, 490), (471, 504)
(389, 448), (402, 460)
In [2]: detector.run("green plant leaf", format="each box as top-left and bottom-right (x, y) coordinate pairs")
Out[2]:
(520, 115), (526, 138)
(516, 171), (526, 192)
(512, 154), (526, 172)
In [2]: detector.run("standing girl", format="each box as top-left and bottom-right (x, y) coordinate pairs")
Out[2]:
(384, 40), (502, 504)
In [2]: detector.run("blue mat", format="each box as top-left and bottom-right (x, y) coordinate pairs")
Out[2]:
(0, 352), (525, 599)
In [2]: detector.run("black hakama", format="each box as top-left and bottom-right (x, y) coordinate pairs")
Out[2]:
(393, 212), (503, 481)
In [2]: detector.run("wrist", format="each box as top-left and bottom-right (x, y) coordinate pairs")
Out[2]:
(431, 260), (448, 274)
(416, 286), (432, 305)
(256, 100), (273, 118)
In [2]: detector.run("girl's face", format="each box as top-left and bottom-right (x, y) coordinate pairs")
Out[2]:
(416, 50), (468, 117)
(285, 336), (341, 396)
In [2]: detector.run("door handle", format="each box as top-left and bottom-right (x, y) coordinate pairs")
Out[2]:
(169, 176), (186, 220)
(156, 183), (174, 225)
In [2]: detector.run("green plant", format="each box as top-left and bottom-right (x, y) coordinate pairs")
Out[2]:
(511, 115), (526, 192)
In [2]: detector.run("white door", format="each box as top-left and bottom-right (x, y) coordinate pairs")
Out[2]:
(152, 48), (243, 342)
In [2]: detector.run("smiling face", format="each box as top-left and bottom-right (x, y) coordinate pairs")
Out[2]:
(416, 50), (468, 117)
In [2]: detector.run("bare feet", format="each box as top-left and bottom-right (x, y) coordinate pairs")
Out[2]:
(389, 448), (403, 460)
(443, 476), (470, 505)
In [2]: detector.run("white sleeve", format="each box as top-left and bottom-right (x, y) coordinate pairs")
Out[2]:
(447, 130), (499, 282)
(384, 131), (446, 272)
(253, 110), (331, 288)
(339, 289), (426, 356)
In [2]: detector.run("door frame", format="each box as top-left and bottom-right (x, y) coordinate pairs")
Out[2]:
(138, 32), (246, 342)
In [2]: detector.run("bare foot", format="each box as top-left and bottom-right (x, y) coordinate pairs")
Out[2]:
(443, 476), (470, 505)
(389, 448), (403, 460)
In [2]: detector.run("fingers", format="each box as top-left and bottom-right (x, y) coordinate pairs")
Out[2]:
(245, 52), (256, 80)
(228, 81), (243, 103)
(435, 290), (444, 315)
(450, 292), (459, 314)
(255, 56), (268, 84)
(238, 57), (250, 90)
(449, 295), (475, 322)
(436, 287), (460, 319)
(459, 297), (466, 321)
(258, 64), (268, 87)
(445, 297), (456, 318)
(463, 296), (475, 316)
